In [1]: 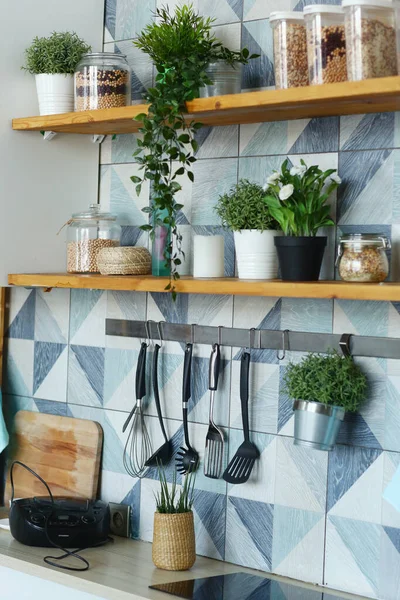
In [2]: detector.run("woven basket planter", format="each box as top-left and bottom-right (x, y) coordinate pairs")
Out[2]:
(97, 246), (151, 275)
(152, 511), (196, 571)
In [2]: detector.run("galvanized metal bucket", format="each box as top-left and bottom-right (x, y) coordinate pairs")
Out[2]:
(293, 400), (346, 451)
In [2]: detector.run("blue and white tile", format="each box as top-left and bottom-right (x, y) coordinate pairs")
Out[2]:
(70, 290), (107, 348)
(4, 339), (34, 397)
(191, 158), (238, 226)
(115, 0), (155, 42)
(327, 445), (383, 524)
(212, 22), (241, 51)
(272, 505), (325, 584)
(195, 125), (239, 160)
(242, 19), (274, 91)
(7, 288), (35, 340)
(281, 298), (333, 335)
(68, 345), (105, 407)
(34, 289), (70, 343)
(105, 0), (116, 42)
(226, 429), (276, 503)
(3, 395), (67, 426)
(104, 347), (138, 411)
(337, 149), (398, 225)
(340, 113), (398, 151)
(106, 291), (147, 350)
(193, 488), (226, 559)
(334, 299), (389, 339)
(240, 118), (339, 157)
(275, 436), (328, 513)
(100, 164), (149, 226)
(379, 524), (400, 600)
(139, 477), (160, 542)
(198, 0), (243, 25)
(325, 516), (381, 598)
(104, 40), (154, 103)
(382, 451), (400, 529)
(157, 0), (198, 12)
(100, 132), (143, 165)
(33, 342), (68, 403)
(385, 377), (400, 452)
(225, 495), (274, 571)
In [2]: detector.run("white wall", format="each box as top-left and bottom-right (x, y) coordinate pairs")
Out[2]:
(0, 0), (105, 284)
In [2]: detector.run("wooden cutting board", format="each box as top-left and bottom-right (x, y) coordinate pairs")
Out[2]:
(4, 411), (103, 503)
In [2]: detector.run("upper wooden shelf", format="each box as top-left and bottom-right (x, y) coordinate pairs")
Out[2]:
(8, 273), (400, 301)
(12, 77), (400, 135)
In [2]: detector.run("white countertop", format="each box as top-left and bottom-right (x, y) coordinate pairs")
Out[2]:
(0, 529), (369, 600)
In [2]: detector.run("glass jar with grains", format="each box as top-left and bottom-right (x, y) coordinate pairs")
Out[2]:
(304, 5), (347, 84)
(66, 204), (121, 274)
(343, 0), (397, 80)
(74, 52), (131, 111)
(337, 233), (390, 282)
(269, 12), (308, 89)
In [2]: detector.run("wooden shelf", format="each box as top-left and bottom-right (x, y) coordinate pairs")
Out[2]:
(8, 273), (400, 301)
(12, 77), (400, 135)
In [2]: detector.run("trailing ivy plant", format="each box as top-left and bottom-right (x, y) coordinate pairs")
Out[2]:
(22, 31), (91, 74)
(132, 4), (258, 297)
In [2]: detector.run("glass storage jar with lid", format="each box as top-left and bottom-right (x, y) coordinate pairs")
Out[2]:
(337, 233), (390, 282)
(342, 0), (397, 81)
(66, 204), (121, 274)
(269, 11), (308, 89)
(74, 52), (131, 111)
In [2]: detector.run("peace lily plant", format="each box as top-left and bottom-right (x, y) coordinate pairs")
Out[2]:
(263, 159), (341, 281)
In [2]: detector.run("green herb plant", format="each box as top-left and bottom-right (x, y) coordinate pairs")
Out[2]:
(132, 4), (258, 297)
(215, 179), (280, 232)
(22, 31), (91, 75)
(284, 351), (368, 412)
(263, 158), (340, 236)
(155, 467), (195, 514)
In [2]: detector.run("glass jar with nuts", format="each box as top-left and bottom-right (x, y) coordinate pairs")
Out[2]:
(66, 204), (121, 274)
(270, 11), (308, 89)
(304, 5), (347, 85)
(74, 52), (131, 111)
(337, 233), (390, 282)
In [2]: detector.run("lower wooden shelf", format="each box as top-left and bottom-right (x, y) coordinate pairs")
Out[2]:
(7, 273), (400, 301)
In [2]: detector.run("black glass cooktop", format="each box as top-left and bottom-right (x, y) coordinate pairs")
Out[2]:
(150, 572), (340, 600)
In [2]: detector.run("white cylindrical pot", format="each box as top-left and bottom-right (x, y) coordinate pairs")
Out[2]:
(35, 74), (74, 115)
(193, 235), (224, 278)
(234, 230), (282, 279)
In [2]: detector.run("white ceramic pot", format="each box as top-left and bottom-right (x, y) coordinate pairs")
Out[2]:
(35, 74), (74, 115)
(234, 229), (282, 279)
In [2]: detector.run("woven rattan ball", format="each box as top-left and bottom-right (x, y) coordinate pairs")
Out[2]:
(97, 246), (151, 275)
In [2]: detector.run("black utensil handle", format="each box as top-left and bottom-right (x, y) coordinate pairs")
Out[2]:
(153, 343), (168, 443)
(136, 342), (147, 400)
(182, 343), (193, 447)
(209, 343), (221, 391)
(240, 351), (251, 442)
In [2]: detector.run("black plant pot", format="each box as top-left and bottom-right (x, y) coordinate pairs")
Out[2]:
(275, 236), (327, 281)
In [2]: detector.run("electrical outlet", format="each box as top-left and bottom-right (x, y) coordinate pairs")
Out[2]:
(108, 503), (130, 537)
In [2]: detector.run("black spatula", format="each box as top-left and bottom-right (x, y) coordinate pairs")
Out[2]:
(223, 351), (259, 484)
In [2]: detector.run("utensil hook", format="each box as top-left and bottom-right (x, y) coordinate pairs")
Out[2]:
(144, 320), (152, 347)
(339, 333), (352, 358)
(157, 321), (165, 349)
(191, 323), (196, 345)
(217, 325), (223, 347)
(246, 327), (256, 353)
(277, 329), (289, 361)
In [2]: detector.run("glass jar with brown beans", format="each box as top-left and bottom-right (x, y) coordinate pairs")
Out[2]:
(270, 11), (308, 89)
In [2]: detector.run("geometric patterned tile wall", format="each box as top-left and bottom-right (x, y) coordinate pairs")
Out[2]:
(4, 1), (400, 599)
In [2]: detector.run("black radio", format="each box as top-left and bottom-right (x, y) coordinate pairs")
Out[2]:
(9, 497), (110, 548)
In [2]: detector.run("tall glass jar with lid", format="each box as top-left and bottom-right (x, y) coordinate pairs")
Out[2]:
(337, 233), (390, 282)
(74, 53), (131, 111)
(66, 204), (121, 274)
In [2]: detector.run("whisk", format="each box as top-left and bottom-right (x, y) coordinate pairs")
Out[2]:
(122, 340), (153, 478)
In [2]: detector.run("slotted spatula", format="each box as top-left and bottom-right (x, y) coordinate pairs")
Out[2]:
(223, 351), (259, 484)
(204, 343), (224, 479)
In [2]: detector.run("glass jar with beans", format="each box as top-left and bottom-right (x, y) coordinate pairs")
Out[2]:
(74, 52), (131, 111)
(66, 204), (121, 274)
(304, 5), (347, 85)
(270, 11), (309, 89)
(336, 233), (390, 282)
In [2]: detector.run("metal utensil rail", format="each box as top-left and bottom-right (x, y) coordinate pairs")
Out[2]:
(105, 319), (400, 360)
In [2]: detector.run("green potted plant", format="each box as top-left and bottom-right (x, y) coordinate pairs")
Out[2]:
(284, 351), (368, 451)
(152, 468), (196, 571)
(215, 179), (282, 279)
(22, 31), (91, 115)
(263, 158), (340, 281)
(133, 4), (258, 297)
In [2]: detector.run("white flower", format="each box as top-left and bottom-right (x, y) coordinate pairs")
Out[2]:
(266, 172), (280, 185)
(290, 165), (306, 176)
(330, 173), (342, 184)
(262, 183), (269, 191)
(279, 184), (294, 201)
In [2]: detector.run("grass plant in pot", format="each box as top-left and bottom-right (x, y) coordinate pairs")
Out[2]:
(284, 351), (368, 451)
(22, 31), (91, 115)
(152, 468), (196, 571)
(215, 179), (282, 279)
(263, 159), (341, 281)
